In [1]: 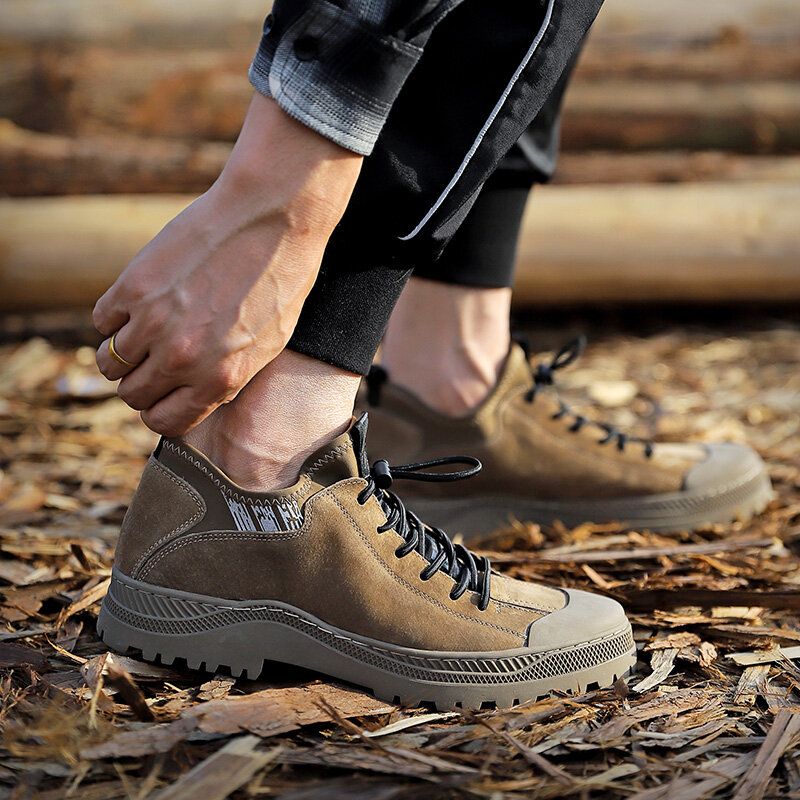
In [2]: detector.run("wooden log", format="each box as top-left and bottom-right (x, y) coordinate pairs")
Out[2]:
(514, 182), (800, 304)
(3, 0), (798, 48)
(0, 47), (253, 140)
(553, 151), (800, 186)
(1, 184), (798, 310)
(589, 0), (800, 47)
(560, 80), (800, 152)
(575, 40), (800, 82)
(0, 195), (194, 309)
(0, 0), (267, 49)
(4, 43), (800, 152)
(0, 120), (229, 196)
(6, 119), (800, 195)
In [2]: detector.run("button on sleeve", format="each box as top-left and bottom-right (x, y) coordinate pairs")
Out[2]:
(249, 0), (425, 155)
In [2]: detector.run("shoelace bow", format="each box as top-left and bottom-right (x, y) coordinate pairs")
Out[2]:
(357, 456), (492, 611)
(520, 335), (654, 458)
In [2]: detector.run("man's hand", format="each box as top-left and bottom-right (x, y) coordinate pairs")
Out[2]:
(94, 94), (362, 437)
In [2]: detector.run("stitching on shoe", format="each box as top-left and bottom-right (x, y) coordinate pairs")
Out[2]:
(305, 441), (352, 478)
(161, 441), (312, 503)
(131, 480), (522, 643)
(131, 459), (206, 578)
(493, 599), (563, 614)
(135, 489), (329, 581)
(139, 528), (307, 581)
(330, 491), (524, 641)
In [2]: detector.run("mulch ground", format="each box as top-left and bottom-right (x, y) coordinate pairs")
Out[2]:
(1, 315), (799, 799)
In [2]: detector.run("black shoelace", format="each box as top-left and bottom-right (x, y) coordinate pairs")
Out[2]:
(520, 335), (654, 458)
(357, 456), (492, 611)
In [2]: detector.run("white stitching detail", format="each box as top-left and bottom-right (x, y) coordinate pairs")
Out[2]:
(139, 529), (306, 581)
(161, 441), (311, 504)
(305, 441), (352, 478)
(136, 483), (336, 580)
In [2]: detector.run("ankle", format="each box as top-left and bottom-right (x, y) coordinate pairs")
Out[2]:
(183, 350), (360, 490)
(381, 278), (511, 416)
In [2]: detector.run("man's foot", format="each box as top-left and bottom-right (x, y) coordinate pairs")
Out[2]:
(98, 415), (635, 710)
(363, 339), (773, 539)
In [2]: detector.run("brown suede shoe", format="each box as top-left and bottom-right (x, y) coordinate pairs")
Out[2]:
(98, 414), (635, 710)
(362, 339), (773, 539)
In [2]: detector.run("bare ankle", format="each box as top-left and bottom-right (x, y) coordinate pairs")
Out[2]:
(381, 278), (511, 416)
(183, 350), (360, 490)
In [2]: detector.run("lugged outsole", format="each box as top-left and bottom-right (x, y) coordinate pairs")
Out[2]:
(97, 570), (637, 712)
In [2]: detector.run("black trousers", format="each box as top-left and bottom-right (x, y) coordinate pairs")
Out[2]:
(287, 0), (597, 375)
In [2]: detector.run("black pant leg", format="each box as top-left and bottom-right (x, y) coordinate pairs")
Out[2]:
(412, 41), (584, 290)
(289, 0), (602, 374)
(413, 170), (530, 289)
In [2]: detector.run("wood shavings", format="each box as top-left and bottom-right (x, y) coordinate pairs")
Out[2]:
(2, 321), (799, 797)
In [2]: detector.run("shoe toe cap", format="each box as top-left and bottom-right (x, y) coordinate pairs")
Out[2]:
(683, 442), (767, 493)
(525, 588), (630, 650)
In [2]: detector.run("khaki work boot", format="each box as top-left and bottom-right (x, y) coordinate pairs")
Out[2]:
(98, 414), (636, 710)
(362, 338), (773, 540)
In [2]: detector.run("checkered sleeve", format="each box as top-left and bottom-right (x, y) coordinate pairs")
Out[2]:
(249, 0), (454, 155)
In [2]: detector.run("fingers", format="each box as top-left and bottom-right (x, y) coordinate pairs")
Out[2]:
(92, 289), (129, 338)
(96, 337), (136, 382)
(95, 324), (148, 382)
(140, 386), (221, 438)
(136, 359), (248, 436)
(116, 359), (178, 411)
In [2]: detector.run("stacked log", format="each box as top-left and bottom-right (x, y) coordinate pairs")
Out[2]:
(2, 45), (799, 151)
(1, 0), (798, 307)
(3, 185), (798, 310)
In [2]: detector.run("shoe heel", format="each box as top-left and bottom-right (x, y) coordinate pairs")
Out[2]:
(97, 572), (265, 679)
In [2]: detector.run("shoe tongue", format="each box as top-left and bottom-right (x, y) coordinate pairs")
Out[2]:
(477, 343), (535, 411)
(504, 342), (537, 388)
(300, 413), (370, 487)
(348, 412), (371, 477)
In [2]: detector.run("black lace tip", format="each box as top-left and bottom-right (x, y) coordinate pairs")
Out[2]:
(372, 459), (393, 490)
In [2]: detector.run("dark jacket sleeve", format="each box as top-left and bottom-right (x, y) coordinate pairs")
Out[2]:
(249, 0), (459, 155)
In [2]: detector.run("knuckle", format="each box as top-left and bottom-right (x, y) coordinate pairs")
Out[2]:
(92, 302), (110, 334)
(117, 385), (145, 411)
(141, 409), (183, 438)
(165, 336), (199, 371)
(213, 362), (242, 395)
(126, 282), (147, 305)
(144, 305), (168, 332)
(95, 347), (109, 374)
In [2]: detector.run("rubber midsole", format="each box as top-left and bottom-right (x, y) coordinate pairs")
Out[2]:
(99, 570), (636, 689)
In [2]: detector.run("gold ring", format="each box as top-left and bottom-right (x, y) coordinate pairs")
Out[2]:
(108, 333), (138, 369)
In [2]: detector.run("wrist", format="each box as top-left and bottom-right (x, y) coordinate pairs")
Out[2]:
(218, 93), (362, 233)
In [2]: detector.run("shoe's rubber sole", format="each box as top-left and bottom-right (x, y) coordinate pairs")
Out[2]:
(98, 570), (637, 712)
(405, 461), (774, 540)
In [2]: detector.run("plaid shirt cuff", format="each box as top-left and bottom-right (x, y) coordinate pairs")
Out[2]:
(249, 0), (424, 155)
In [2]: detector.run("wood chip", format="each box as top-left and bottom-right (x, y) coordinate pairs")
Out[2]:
(732, 711), (800, 800)
(153, 735), (278, 800)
